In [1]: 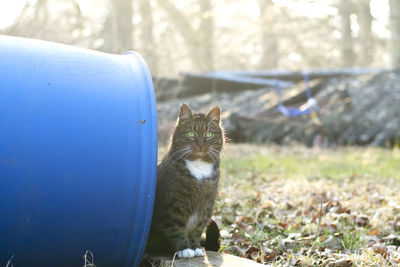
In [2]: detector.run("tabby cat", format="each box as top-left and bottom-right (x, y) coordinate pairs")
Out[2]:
(146, 104), (224, 259)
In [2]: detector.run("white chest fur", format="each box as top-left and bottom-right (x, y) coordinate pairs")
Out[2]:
(185, 159), (214, 180)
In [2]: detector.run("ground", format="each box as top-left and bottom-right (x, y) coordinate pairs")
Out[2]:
(204, 144), (400, 266)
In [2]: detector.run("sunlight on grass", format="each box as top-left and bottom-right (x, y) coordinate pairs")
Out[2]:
(221, 145), (400, 181)
(213, 144), (400, 265)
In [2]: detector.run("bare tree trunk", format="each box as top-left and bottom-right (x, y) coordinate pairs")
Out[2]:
(199, 0), (214, 70)
(390, 0), (400, 67)
(357, 0), (373, 66)
(7, 0), (49, 37)
(257, 0), (278, 69)
(102, 0), (133, 53)
(155, 0), (214, 72)
(338, 0), (355, 67)
(139, 0), (157, 75)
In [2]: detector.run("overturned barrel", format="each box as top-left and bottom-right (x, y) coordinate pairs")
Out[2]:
(0, 35), (158, 267)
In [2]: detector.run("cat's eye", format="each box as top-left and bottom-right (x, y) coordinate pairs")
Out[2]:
(205, 132), (214, 139)
(187, 131), (195, 139)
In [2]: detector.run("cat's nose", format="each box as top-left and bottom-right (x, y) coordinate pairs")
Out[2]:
(198, 138), (204, 147)
(200, 146), (208, 152)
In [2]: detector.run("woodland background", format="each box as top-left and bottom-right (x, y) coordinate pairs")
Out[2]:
(1, 0), (400, 77)
(2, 0), (400, 146)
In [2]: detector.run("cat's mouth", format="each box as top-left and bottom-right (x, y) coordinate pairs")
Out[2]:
(187, 150), (212, 161)
(186, 145), (214, 161)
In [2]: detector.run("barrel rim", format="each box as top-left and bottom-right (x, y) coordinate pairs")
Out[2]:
(123, 51), (158, 266)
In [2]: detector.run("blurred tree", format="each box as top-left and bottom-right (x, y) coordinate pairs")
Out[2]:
(3, 0), (84, 44)
(390, 0), (400, 67)
(0, 0), (392, 75)
(102, 0), (134, 53)
(257, 0), (278, 69)
(338, 0), (355, 67)
(357, 0), (373, 66)
(199, 0), (214, 70)
(5, 0), (48, 38)
(155, 0), (214, 71)
(139, 0), (157, 75)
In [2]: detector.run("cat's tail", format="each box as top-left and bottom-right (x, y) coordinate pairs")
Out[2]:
(201, 219), (221, 252)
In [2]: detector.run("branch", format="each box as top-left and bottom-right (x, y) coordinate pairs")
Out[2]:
(154, 0), (197, 41)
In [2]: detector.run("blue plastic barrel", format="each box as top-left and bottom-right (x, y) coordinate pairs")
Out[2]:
(0, 35), (158, 267)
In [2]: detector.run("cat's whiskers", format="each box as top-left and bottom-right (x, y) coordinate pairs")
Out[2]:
(208, 147), (220, 162)
(209, 151), (218, 162)
(168, 145), (191, 154)
(170, 145), (191, 156)
(163, 146), (192, 168)
(209, 146), (233, 169)
(219, 149), (233, 168)
(167, 151), (190, 165)
(173, 150), (191, 162)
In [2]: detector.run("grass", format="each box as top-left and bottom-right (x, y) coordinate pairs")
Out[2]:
(211, 144), (400, 266)
(221, 145), (400, 180)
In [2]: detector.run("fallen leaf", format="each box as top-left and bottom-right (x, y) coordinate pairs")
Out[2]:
(280, 238), (297, 250)
(383, 234), (400, 246)
(263, 247), (278, 261)
(336, 207), (351, 214)
(368, 229), (379, 236)
(362, 234), (379, 246)
(249, 251), (259, 260)
(299, 235), (316, 245)
(236, 215), (255, 225)
(326, 259), (352, 267)
(231, 232), (245, 244)
(290, 257), (301, 266)
(260, 200), (275, 210)
(277, 222), (288, 228)
(285, 201), (294, 210)
(354, 214), (369, 227)
(263, 223), (276, 232)
(245, 246), (259, 254)
(320, 235), (342, 251)
(245, 246), (260, 259)
(289, 221), (302, 230)
(250, 191), (262, 205)
(372, 242), (388, 258)
(311, 212), (322, 223)
(256, 210), (268, 219)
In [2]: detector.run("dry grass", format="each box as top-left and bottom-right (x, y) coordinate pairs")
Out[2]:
(211, 144), (400, 266)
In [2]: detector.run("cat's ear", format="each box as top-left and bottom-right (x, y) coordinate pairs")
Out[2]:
(178, 103), (193, 121)
(206, 106), (221, 123)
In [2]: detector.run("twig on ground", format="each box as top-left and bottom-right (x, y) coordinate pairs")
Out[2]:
(170, 252), (179, 267)
(317, 201), (323, 236)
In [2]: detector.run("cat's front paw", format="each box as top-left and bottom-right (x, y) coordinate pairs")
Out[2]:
(177, 248), (195, 259)
(194, 248), (205, 257)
